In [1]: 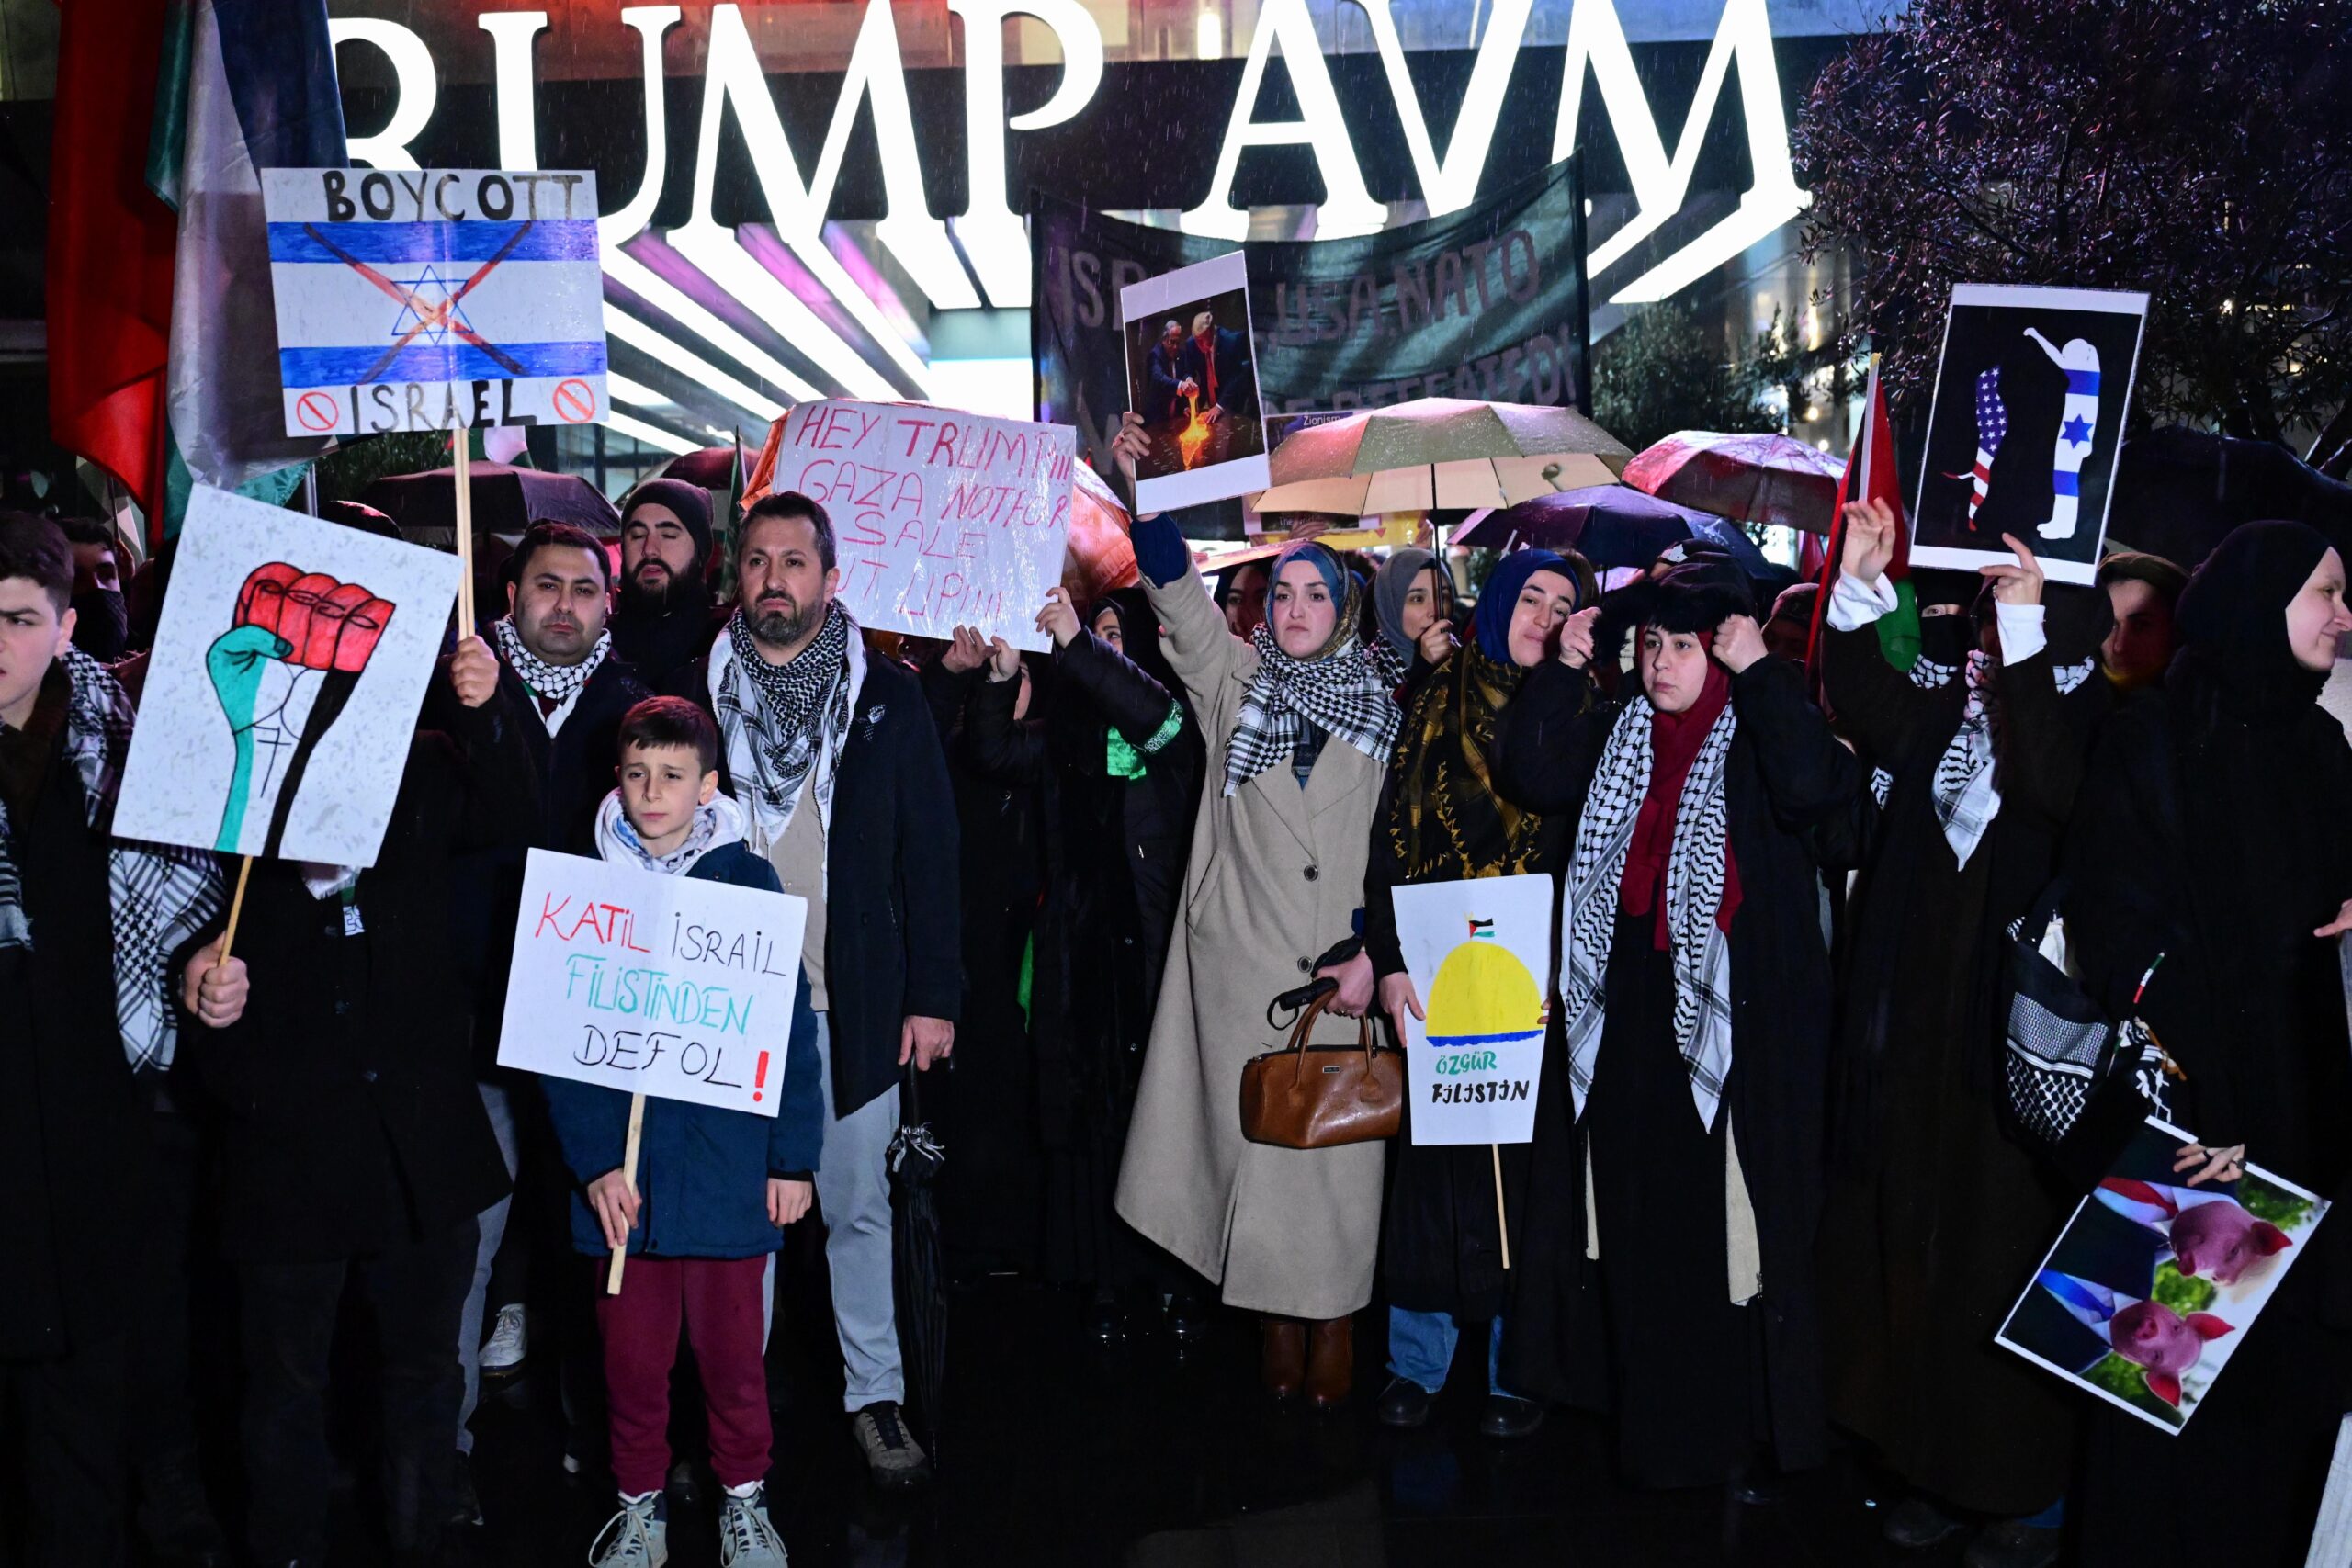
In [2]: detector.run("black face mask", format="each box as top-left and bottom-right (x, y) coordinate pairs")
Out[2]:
(71, 588), (129, 660)
(1917, 608), (1975, 668)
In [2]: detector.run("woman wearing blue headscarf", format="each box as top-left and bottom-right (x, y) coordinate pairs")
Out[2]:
(1108, 410), (1409, 1408)
(1358, 547), (1589, 1436)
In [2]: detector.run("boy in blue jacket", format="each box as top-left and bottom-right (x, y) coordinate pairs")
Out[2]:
(544, 697), (822, 1568)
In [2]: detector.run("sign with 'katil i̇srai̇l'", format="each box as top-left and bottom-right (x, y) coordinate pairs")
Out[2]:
(496, 850), (807, 1119)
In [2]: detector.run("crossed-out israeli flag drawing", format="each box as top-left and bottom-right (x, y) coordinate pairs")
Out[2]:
(2024, 327), (2101, 542)
(258, 168), (607, 437)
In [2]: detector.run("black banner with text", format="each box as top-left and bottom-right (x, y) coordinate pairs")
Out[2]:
(1033, 158), (1589, 537)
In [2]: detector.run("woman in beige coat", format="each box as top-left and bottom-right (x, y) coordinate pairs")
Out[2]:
(1110, 433), (1402, 1408)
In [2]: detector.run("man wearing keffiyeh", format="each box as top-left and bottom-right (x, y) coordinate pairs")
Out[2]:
(680, 490), (961, 1490)
(0, 512), (221, 1565)
(427, 519), (656, 1470)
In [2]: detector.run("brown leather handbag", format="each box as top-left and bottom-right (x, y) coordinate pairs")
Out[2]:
(1239, 989), (1404, 1149)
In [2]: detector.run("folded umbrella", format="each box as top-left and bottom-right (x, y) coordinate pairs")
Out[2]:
(889, 1065), (948, 1465)
(1253, 397), (1631, 515)
(1455, 485), (1772, 577)
(1623, 431), (1846, 535)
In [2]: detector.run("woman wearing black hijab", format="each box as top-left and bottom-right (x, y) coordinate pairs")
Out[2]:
(2065, 520), (2352, 1565)
(1364, 549), (1582, 1438)
(1813, 501), (2113, 1559)
(962, 585), (1208, 1339)
(1491, 557), (1864, 1491)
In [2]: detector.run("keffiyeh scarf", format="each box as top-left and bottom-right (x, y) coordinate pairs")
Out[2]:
(1222, 623), (1404, 796)
(493, 615), (611, 712)
(0, 649), (222, 1071)
(708, 604), (862, 845)
(1560, 694), (1737, 1130)
(1867, 650), (2097, 867)
(594, 788), (746, 874)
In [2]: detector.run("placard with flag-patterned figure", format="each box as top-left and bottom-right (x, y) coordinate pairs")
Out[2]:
(1910, 284), (2148, 586)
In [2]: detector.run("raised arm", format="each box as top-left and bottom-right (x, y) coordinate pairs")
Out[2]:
(1133, 513), (1247, 708)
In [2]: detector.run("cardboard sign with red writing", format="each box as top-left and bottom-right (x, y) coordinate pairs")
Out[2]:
(773, 400), (1076, 651)
(495, 849), (808, 1118)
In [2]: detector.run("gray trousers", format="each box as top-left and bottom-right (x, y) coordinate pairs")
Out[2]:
(456, 1080), (521, 1456)
(813, 1014), (905, 1409)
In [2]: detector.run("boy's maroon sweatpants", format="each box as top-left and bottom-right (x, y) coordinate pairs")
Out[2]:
(596, 1254), (772, 1496)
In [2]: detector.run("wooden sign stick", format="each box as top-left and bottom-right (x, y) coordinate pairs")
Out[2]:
(1492, 1143), (1510, 1270)
(452, 435), (476, 636)
(217, 854), (254, 964)
(605, 1089), (647, 1294)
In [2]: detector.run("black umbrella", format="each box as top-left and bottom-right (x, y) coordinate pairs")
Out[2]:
(359, 462), (622, 539)
(889, 1065), (947, 1464)
(1455, 484), (1774, 577)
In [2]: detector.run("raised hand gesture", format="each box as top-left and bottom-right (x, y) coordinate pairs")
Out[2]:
(1839, 498), (1899, 587)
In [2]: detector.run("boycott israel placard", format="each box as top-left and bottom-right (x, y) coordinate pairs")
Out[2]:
(771, 400), (1077, 651)
(260, 168), (608, 437)
(496, 849), (808, 1119)
(1390, 874), (1554, 1145)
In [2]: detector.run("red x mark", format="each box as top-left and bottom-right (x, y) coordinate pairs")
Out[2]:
(305, 221), (534, 383)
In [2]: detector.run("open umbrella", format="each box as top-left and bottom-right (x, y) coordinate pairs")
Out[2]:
(1455, 484), (1772, 577)
(1623, 431), (1845, 534)
(889, 1065), (947, 1465)
(359, 462), (621, 539)
(1063, 461), (1140, 606)
(1252, 397), (1631, 514)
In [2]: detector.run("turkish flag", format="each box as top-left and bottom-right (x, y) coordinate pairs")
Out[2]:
(47, 0), (179, 514)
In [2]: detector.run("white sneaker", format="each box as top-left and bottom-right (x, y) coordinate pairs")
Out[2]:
(481, 1302), (527, 1375)
(718, 1484), (788, 1567)
(588, 1492), (667, 1567)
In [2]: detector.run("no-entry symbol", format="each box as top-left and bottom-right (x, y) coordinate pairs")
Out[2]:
(553, 379), (598, 423)
(294, 390), (342, 433)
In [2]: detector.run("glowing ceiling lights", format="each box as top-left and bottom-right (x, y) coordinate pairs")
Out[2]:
(600, 245), (822, 404)
(605, 410), (698, 455)
(603, 305), (786, 424)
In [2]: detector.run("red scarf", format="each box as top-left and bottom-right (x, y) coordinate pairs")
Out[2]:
(1618, 659), (1742, 949)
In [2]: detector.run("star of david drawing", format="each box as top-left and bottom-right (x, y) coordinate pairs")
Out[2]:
(2061, 413), (2094, 447)
(386, 264), (478, 349)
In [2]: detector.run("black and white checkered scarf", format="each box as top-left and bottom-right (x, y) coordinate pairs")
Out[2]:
(1221, 623), (1403, 796)
(0, 649), (222, 1072)
(1559, 694), (1737, 1130)
(1866, 651), (2096, 867)
(492, 615), (610, 716)
(707, 604), (861, 846)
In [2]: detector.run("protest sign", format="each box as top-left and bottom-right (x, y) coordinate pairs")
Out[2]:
(1911, 284), (2150, 586)
(495, 849), (808, 1120)
(113, 485), (458, 867)
(1996, 1116), (2330, 1433)
(1035, 158), (1589, 538)
(259, 167), (607, 438)
(1122, 252), (1271, 513)
(1390, 873), (1553, 1147)
(768, 400), (1076, 651)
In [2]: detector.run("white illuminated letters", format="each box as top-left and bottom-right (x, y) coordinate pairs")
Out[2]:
(479, 10), (548, 170)
(948, 0), (1107, 306)
(1552, 0), (1810, 302)
(600, 6), (684, 247)
(1356, 0), (1531, 218)
(1179, 0), (1387, 242)
(329, 18), (435, 171)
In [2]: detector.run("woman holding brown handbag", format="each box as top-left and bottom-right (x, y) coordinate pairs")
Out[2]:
(1109, 415), (1403, 1409)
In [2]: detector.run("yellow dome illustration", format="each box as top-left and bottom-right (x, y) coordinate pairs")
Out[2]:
(1424, 921), (1546, 1048)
